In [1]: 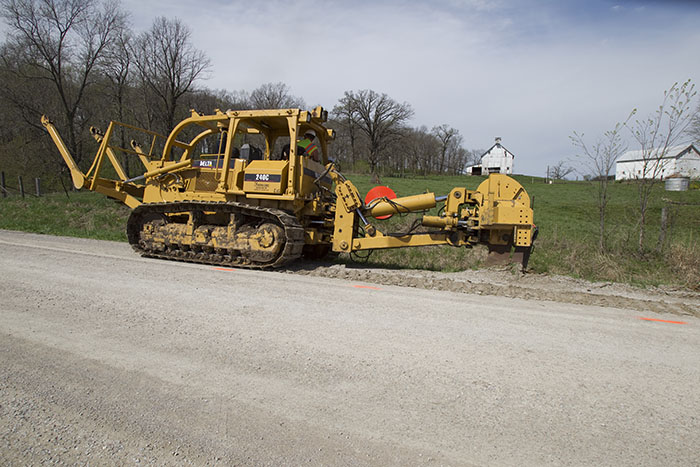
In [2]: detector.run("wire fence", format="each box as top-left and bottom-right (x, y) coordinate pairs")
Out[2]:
(0, 171), (43, 199)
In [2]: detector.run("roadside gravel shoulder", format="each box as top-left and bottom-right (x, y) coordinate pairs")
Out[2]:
(288, 262), (700, 318)
(2, 229), (698, 317)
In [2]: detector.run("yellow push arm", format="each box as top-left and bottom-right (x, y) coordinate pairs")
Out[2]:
(41, 115), (86, 189)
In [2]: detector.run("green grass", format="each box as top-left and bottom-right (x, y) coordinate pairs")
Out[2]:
(526, 177), (700, 289)
(0, 191), (129, 241)
(1, 175), (698, 290)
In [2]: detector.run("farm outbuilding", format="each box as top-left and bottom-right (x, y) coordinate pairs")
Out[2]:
(615, 143), (700, 181)
(466, 137), (514, 175)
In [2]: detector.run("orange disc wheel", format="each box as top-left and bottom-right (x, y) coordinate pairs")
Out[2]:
(364, 186), (397, 220)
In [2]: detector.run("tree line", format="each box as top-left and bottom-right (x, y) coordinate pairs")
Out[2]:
(0, 0), (481, 192)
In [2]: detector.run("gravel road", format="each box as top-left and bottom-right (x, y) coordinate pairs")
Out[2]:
(1, 230), (699, 466)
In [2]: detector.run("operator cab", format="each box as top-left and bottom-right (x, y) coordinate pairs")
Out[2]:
(156, 107), (334, 199)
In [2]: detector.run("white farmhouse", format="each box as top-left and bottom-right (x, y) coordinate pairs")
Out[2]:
(466, 137), (514, 175)
(615, 144), (700, 180)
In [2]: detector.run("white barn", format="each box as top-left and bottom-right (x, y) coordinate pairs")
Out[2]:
(615, 144), (700, 180)
(466, 137), (514, 175)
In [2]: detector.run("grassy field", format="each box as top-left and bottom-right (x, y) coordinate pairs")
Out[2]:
(1, 174), (698, 289)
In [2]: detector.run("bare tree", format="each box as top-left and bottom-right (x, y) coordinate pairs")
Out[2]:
(225, 89), (253, 110)
(382, 125), (427, 175)
(102, 27), (133, 173)
(183, 88), (242, 114)
(432, 124), (471, 174)
(433, 124), (457, 173)
(687, 102), (700, 143)
(327, 115), (366, 171)
(0, 0), (128, 163)
(549, 160), (575, 180)
(571, 123), (627, 252)
(449, 147), (475, 175)
(103, 28), (132, 120)
(406, 126), (439, 175)
(333, 89), (413, 174)
(331, 101), (361, 169)
(133, 16), (211, 133)
(249, 82), (305, 109)
(624, 79), (696, 253)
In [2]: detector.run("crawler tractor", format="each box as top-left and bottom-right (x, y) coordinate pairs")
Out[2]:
(42, 107), (536, 269)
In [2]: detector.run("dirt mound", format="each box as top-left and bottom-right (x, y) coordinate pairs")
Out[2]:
(288, 262), (700, 318)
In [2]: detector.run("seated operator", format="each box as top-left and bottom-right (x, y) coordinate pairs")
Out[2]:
(297, 130), (320, 162)
(281, 143), (291, 160)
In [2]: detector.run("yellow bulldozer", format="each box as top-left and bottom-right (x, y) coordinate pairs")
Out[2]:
(42, 106), (536, 269)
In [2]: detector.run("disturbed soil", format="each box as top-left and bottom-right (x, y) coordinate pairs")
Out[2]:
(288, 261), (700, 318)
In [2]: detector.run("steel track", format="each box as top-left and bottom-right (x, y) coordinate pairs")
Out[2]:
(127, 201), (305, 269)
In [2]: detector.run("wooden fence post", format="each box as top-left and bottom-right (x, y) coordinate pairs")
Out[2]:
(18, 176), (25, 198)
(35, 178), (41, 197)
(1, 171), (6, 198)
(656, 204), (675, 253)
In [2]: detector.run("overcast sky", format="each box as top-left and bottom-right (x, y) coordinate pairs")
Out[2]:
(66, 1), (700, 175)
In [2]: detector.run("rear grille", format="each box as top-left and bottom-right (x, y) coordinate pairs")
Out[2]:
(195, 172), (218, 191)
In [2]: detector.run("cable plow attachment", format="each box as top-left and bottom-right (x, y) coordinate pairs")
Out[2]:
(330, 171), (536, 269)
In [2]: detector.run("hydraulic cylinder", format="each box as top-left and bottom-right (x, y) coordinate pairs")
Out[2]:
(366, 193), (437, 218)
